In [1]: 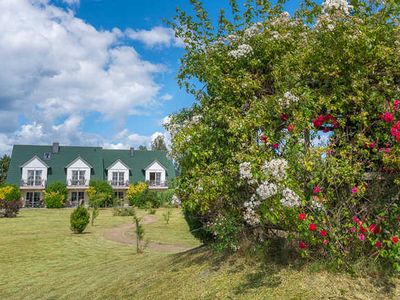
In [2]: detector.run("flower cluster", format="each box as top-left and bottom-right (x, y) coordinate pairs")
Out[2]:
(278, 91), (299, 108)
(243, 23), (263, 39)
(312, 114), (338, 132)
(322, 0), (353, 15)
(262, 158), (288, 181)
(171, 194), (181, 206)
(380, 112), (394, 123)
(228, 44), (253, 59)
(243, 195), (261, 225)
(280, 188), (301, 208)
(391, 121), (400, 142)
(239, 162), (254, 183)
(256, 181), (278, 200)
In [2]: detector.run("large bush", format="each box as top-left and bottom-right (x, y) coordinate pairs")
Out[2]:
(44, 182), (67, 208)
(0, 185), (22, 217)
(87, 180), (113, 207)
(70, 206), (90, 234)
(126, 182), (148, 206)
(168, 0), (400, 270)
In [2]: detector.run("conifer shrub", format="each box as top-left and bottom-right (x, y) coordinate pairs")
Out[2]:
(70, 206), (90, 234)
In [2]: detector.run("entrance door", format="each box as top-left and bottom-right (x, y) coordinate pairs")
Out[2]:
(26, 192), (42, 208)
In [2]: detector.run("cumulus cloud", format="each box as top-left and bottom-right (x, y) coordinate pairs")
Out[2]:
(0, 0), (173, 154)
(126, 26), (184, 48)
(62, 0), (80, 5)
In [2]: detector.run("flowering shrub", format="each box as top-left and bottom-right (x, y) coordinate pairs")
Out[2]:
(88, 180), (113, 207)
(167, 0), (400, 270)
(126, 182), (148, 206)
(0, 185), (22, 217)
(44, 182), (67, 208)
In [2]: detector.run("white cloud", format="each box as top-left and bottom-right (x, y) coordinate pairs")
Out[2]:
(160, 93), (173, 101)
(126, 26), (184, 48)
(62, 0), (80, 5)
(0, 0), (165, 126)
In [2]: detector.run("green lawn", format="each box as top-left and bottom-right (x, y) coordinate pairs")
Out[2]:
(0, 208), (399, 299)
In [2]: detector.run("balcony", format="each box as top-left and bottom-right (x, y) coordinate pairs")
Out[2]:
(147, 180), (168, 189)
(109, 180), (130, 188)
(20, 179), (46, 189)
(67, 179), (88, 188)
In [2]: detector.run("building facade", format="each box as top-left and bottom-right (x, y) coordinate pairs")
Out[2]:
(7, 143), (176, 207)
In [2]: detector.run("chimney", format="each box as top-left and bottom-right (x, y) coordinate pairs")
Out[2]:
(52, 142), (60, 154)
(130, 147), (134, 157)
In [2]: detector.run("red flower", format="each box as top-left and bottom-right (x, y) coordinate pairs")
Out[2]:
(352, 216), (361, 224)
(368, 143), (375, 149)
(312, 115), (325, 128)
(287, 124), (294, 132)
(261, 135), (268, 144)
(299, 241), (307, 249)
(320, 230), (328, 237)
(380, 112), (394, 123)
(375, 241), (382, 248)
(359, 234), (365, 241)
(350, 227), (356, 233)
(272, 143), (279, 149)
(351, 186), (359, 194)
(299, 213), (306, 221)
(280, 114), (289, 121)
(359, 226), (367, 233)
(369, 223), (381, 234)
(323, 127), (330, 133)
(309, 223), (317, 231)
(323, 239), (329, 245)
(391, 121), (400, 142)
(392, 236), (399, 244)
(394, 100), (400, 111)
(313, 186), (321, 194)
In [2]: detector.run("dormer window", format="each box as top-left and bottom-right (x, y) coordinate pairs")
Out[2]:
(71, 170), (86, 186)
(112, 171), (125, 186)
(27, 170), (43, 186)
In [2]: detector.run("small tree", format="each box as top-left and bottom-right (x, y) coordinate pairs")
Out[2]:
(151, 135), (168, 151)
(70, 206), (90, 234)
(0, 155), (10, 185)
(126, 182), (148, 207)
(163, 209), (172, 225)
(134, 216), (145, 253)
(138, 145), (148, 151)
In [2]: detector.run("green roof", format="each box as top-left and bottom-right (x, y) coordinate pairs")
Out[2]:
(7, 145), (175, 186)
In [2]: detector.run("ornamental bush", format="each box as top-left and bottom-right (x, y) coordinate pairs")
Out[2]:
(88, 180), (113, 207)
(44, 182), (68, 208)
(168, 0), (400, 270)
(0, 184), (22, 217)
(70, 206), (90, 234)
(126, 182), (148, 206)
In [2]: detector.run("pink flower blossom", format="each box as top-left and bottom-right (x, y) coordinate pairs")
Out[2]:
(380, 112), (394, 123)
(359, 234), (365, 241)
(351, 187), (359, 194)
(313, 186), (321, 194)
(375, 241), (382, 248)
(323, 239), (329, 245)
(350, 227), (356, 233)
(394, 100), (400, 111)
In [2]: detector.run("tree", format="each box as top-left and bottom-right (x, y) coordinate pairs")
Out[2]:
(88, 180), (113, 207)
(151, 135), (168, 151)
(0, 155), (10, 185)
(138, 145), (148, 151)
(167, 0), (400, 269)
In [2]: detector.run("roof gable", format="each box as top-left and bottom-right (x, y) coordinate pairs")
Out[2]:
(65, 156), (92, 169)
(144, 159), (167, 171)
(106, 159), (130, 170)
(20, 155), (49, 168)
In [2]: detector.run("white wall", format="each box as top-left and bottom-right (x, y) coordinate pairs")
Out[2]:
(145, 161), (166, 183)
(66, 158), (91, 185)
(21, 158), (48, 183)
(107, 161), (129, 183)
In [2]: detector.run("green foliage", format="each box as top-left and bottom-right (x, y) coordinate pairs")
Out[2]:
(70, 206), (90, 234)
(113, 207), (136, 217)
(162, 209), (172, 225)
(0, 155), (10, 185)
(88, 180), (113, 207)
(91, 207), (99, 226)
(0, 184), (21, 202)
(151, 135), (168, 151)
(134, 216), (145, 253)
(126, 182), (148, 206)
(0, 199), (22, 218)
(168, 0), (400, 269)
(44, 182), (67, 208)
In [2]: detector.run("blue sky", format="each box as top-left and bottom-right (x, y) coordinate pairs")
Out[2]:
(0, 0), (317, 154)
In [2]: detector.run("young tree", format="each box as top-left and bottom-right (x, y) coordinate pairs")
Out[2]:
(138, 145), (148, 151)
(151, 135), (168, 151)
(0, 155), (10, 185)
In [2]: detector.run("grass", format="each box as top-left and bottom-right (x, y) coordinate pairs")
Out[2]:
(0, 208), (399, 299)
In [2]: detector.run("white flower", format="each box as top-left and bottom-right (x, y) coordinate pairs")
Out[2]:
(244, 24), (261, 38)
(262, 158), (288, 181)
(239, 162), (253, 181)
(322, 0), (353, 15)
(311, 199), (324, 210)
(256, 181), (278, 200)
(280, 188), (301, 208)
(278, 91), (299, 107)
(171, 195), (181, 206)
(244, 194), (261, 225)
(228, 44), (253, 59)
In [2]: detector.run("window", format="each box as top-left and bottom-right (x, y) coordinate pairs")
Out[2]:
(71, 192), (85, 205)
(27, 170), (43, 186)
(149, 172), (161, 186)
(111, 172), (125, 186)
(113, 191), (124, 199)
(71, 170), (86, 185)
(26, 192), (42, 208)
(43, 152), (51, 160)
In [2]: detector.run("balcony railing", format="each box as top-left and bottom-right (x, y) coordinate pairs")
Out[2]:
(67, 179), (88, 187)
(109, 180), (130, 187)
(20, 179), (46, 188)
(147, 180), (168, 188)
